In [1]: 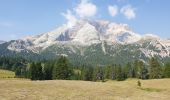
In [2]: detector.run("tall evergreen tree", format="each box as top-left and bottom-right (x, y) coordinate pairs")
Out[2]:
(133, 60), (140, 78)
(44, 62), (53, 80)
(29, 62), (44, 80)
(116, 65), (126, 81)
(36, 62), (44, 80)
(104, 65), (112, 79)
(93, 65), (105, 81)
(163, 62), (170, 78)
(83, 67), (94, 81)
(30, 62), (36, 80)
(149, 57), (162, 79)
(53, 56), (73, 80)
(124, 62), (133, 78)
(138, 61), (149, 79)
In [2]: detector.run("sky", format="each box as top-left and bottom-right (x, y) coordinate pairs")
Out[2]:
(0, 0), (170, 41)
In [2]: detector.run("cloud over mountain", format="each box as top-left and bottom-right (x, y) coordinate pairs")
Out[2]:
(108, 5), (118, 17)
(120, 5), (136, 19)
(74, 0), (97, 18)
(62, 10), (77, 28)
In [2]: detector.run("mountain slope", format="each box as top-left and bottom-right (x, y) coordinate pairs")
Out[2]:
(7, 20), (142, 52)
(0, 20), (170, 65)
(0, 40), (5, 44)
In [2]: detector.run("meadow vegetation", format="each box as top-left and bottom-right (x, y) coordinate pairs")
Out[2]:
(0, 69), (15, 78)
(0, 56), (170, 100)
(0, 79), (170, 100)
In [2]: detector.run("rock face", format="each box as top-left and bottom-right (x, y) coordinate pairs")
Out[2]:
(0, 19), (170, 65)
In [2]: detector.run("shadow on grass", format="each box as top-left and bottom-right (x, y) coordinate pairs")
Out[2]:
(138, 87), (165, 92)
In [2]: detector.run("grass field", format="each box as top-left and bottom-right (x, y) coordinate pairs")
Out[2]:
(0, 79), (170, 100)
(0, 69), (15, 78)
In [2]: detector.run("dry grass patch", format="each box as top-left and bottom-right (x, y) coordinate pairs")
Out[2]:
(139, 87), (165, 92)
(0, 79), (170, 100)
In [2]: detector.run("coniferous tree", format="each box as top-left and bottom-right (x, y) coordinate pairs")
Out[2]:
(36, 62), (44, 80)
(116, 65), (126, 81)
(25, 63), (31, 79)
(53, 56), (73, 80)
(83, 67), (94, 81)
(92, 65), (105, 81)
(29, 62), (44, 80)
(163, 62), (170, 78)
(149, 57), (162, 79)
(93, 65), (100, 81)
(133, 60), (140, 78)
(124, 62), (133, 78)
(15, 67), (21, 77)
(44, 62), (53, 80)
(104, 65), (112, 79)
(30, 62), (36, 80)
(140, 67), (149, 79)
(135, 60), (149, 79)
(111, 65), (118, 80)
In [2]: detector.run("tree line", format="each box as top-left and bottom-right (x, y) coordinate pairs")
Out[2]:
(0, 56), (170, 81)
(16, 56), (170, 81)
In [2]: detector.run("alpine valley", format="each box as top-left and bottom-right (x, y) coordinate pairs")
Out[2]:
(0, 20), (170, 65)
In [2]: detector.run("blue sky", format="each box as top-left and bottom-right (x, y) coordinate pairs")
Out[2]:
(0, 0), (170, 41)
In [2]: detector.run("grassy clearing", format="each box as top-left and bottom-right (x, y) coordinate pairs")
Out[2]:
(0, 69), (15, 78)
(0, 79), (170, 100)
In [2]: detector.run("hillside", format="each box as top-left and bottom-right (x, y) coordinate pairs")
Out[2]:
(0, 79), (169, 100)
(0, 20), (170, 65)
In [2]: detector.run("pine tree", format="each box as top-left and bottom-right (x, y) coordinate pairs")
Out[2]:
(30, 62), (36, 80)
(140, 66), (149, 79)
(104, 65), (112, 79)
(149, 57), (162, 79)
(116, 65), (126, 81)
(136, 60), (149, 79)
(44, 62), (53, 80)
(163, 62), (170, 78)
(53, 56), (73, 80)
(124, 62), (133, 78)
(29, 62), (44, 80)
(93, 65), (100, 81)
(133, 60), (140, 78)
(83, 67), (93, 81)
(111, 65), (117, 80)
(92, 65), (105, 81)
(36, 62), (44, 80)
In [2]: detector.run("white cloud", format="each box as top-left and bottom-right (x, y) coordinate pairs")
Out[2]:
(62, 10), (77, 28)
(108, 5), (118, 17)
(74, 0), (97, 18)
(120, 5), (136, 19)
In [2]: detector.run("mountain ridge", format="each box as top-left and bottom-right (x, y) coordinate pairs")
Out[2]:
(0, 19), (170, 65)
(0, 40), (5, 44)
(7, 19), (163, 51)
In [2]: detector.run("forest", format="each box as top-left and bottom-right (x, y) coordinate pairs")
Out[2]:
(0, 56), (170, 81)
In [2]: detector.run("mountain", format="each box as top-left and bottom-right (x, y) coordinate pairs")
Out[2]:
(0, 40), (5, 44)
(0, 19), (170, 65)
(7, 20), (142, 52)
